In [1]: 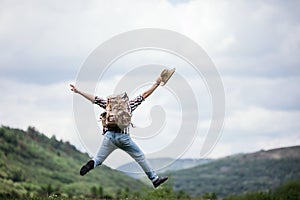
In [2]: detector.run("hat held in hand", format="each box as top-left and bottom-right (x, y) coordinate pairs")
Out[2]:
(160, 68), (176, 86)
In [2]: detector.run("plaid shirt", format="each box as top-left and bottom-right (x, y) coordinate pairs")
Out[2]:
(93, 94), (145, 113)
(94, 94), (145, 134)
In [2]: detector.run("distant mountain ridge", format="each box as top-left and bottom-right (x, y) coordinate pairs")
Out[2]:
(0, 126), (148, 198)
(241, 146), (300, 160)
(170, 145), (300, 197)
(118, 157), (212, 178)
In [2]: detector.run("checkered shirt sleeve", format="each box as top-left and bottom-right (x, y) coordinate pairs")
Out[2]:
(129, 95), (145, 112)
(93, 96), (107, 109)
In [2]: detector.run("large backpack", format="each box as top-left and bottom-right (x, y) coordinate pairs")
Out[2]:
(105, 92), (132, 129)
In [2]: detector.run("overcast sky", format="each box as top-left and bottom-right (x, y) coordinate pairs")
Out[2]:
(1, 0), (299, 167)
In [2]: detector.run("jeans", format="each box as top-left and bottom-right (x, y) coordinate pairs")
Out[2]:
(93, 131), (158, 182)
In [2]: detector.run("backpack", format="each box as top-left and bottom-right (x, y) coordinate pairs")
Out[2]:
(105, 92), (132, 129)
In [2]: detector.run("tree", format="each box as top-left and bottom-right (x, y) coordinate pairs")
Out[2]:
(202, 192), (217, 200)
(98, 186), (104, 198)
(11, 169), (26, 182)
(90, 186), (97, 198)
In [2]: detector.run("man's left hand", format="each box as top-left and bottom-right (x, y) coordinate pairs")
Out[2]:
(156, 76), (162, 86)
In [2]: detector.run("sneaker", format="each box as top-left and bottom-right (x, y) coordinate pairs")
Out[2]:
(153, 176), (168, 188)
(80, 160), (94, 176)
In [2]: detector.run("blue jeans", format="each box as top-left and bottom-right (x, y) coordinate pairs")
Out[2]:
(93, 131), (158, 182)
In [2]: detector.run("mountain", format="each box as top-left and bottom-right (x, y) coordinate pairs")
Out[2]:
(2, 125), (300, 199)
(0, 126), (148, 198)
(170, 146), (300, 197)
(117, 157), (212, 178)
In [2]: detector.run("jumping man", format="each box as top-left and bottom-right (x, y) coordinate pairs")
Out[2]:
(70, 68), (175, 188)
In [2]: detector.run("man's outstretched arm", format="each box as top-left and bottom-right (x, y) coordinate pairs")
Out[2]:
(70, 84), (95, 103)
(142, 77), (162, 99)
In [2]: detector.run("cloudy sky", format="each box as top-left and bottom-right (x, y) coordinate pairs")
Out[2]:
(1, 0), (299, 167)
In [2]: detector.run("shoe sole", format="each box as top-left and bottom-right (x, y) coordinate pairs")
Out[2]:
(154, 177), (168, 188)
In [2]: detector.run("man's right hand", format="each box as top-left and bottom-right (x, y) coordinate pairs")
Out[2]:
(69, 84), (95, 103)
(70, 84), (78, 93)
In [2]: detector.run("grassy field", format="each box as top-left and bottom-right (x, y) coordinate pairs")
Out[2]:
(2, 180), (300, 200)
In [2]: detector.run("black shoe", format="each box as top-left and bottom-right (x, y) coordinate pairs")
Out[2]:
(80, 160), (94, 176)
(153, 176), (168, 188)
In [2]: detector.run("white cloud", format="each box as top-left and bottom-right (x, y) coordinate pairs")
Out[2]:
(226, 106), (300, 135)
(0, 78), (82, 147)
(223, 76), (300, 111)
(0, 0), (299, 163)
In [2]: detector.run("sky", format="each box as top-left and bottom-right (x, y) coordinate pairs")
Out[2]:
(1, 0), (300, 168)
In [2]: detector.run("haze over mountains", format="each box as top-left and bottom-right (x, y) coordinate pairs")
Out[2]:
(117, 157), (212, 178)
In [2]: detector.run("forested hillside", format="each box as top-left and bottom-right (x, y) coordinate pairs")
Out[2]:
(0, 126), (148, 198)
(171, 146), (300, 197)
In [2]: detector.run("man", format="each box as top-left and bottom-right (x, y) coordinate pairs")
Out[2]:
(70, 75), (169, 188)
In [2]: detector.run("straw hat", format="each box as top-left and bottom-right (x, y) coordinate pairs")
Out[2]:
(160, 68), (176, 86)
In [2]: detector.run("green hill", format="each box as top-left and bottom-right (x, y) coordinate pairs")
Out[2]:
(0, 126), (148, 198)
(2, 125), (300, 199)
(170, 146), (300, 197)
